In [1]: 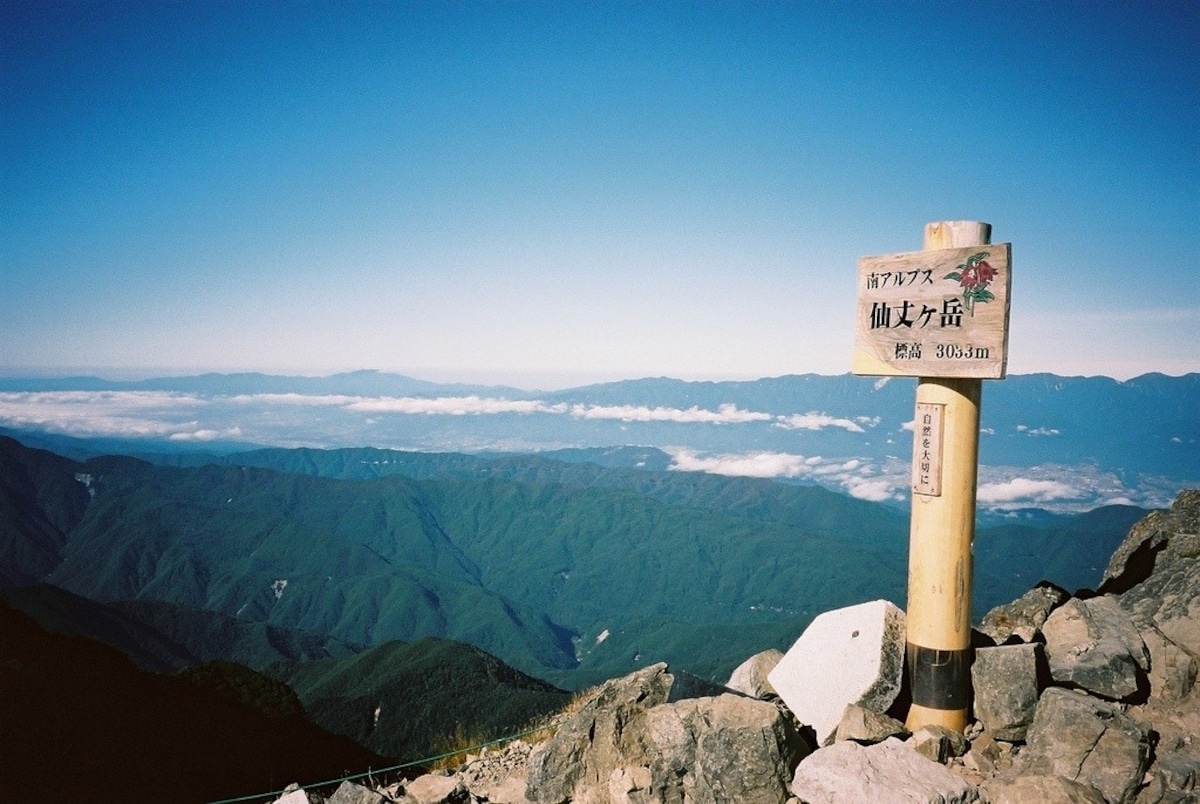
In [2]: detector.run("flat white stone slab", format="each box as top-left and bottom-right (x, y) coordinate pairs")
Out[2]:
(767, 599), (906, 746)
(791, 737), (979, 803)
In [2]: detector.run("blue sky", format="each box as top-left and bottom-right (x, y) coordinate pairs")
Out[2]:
(3, 1), (1197, 388)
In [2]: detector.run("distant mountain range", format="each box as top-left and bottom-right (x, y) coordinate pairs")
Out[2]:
(1, 370), (1196, 514)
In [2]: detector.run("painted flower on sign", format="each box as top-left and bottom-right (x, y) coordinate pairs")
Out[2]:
(944, 251), (996, 316)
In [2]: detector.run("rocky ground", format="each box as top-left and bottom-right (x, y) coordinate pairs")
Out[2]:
(272, 489), (1199, 804)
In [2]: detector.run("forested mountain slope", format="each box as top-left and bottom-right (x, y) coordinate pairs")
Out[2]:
(0, 435), (1146, 686)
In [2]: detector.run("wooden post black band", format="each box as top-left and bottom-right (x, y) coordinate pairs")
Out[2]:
(906, 643), (971, 710)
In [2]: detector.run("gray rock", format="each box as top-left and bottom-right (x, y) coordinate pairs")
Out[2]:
(1136, 750), (1200, 803)
(789, 736), (979, 803)
(971, 643), (1041, 741)
(403, 774), (468, 804)
(1106, 491), (1200, 665)
(457, 739), (534, 803)
(1014, 687), (1152, 804)
(1101, 490), (1199, 594)
(526, 664), (803, 804)
(327, 781), (386, 804)
(526, 663), (674, 803)
(727, 649), (783, 699)
(1141, 624), (1198, 702)
(1126, 692), (1200, 803)
(607, 765), (652, 804)
(979, 774), (1107, 804)
(911, 724), (968, 764)
(1042, 596), (1149, 701)
(962, 731), (1013, 775)
(638, 693), (806, 804)
(834, 703), (907, 745)
(767, 599), (906, 746)
(979, 584), (1069, 645)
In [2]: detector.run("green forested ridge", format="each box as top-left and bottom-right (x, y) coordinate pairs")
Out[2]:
(181, 660), (310, 721)
(0, 583), (361, 672)
(1, 435), (1147, 690)
(269, 637), (571, 759)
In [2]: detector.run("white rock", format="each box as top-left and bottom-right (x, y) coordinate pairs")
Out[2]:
(726, 649), (783, 699)
(767, 599), (906, 746)
(405, 774), (466, 804)
(791, 737), (979, 803)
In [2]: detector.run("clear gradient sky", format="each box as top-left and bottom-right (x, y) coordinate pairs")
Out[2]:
(2, 1), (1197, 389)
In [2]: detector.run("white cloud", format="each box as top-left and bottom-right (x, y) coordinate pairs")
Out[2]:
(977, 478), (1081, 505)
(230, 393), (359, 406)
(812, 459), (861, 475)
(666, 448), (816, 479)
(1015, 425), (1060, 437)
(841, 476), (901, 502)
(346, 395), (565, 416)
(169, 426), (244, 442)
(774, 412), (865, 433)
(571, 402), (772, 425)
(0, 391), (205, 439)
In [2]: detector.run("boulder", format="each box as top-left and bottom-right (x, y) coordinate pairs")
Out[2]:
(726, 649), (783, 699)
(526, 663), (674, 803)
(789, 736), (979, 803)
(327, 780), (386, 804)
(979, 583), (1069, 645)
(1042, 595), (1148, 701)
(833, 703), (907, 745)
(1125, 683), (1200, 803)
(979, 774), (1107, 804)
(1136, 749), (1200, 803)
(767, 599), (906, 746)
(971, 643), (1041, 741)
(402, 774), (468, 804)
(1140, 624), (1198, 702)
(1100, 490), (1199, 594)
(962, 731), (1014, 776)
(1105, 491), (1200, 660)
(526, 663), (802, 804)
(637, 693), (806, 803)
(910, 724), (967, 764)
(273, 788), (313, 804)
(1012, 687), (1151, 804)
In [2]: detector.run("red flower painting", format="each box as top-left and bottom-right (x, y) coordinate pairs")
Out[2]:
(944, 252), (997, 316)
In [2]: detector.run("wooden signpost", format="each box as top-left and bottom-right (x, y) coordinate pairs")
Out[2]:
(853, 221), (1012, 733)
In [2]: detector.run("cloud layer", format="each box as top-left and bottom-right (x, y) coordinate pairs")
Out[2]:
(1, 391), (870, 434)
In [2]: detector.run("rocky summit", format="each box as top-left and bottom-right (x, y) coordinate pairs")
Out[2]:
(273, 490), (1199, 804)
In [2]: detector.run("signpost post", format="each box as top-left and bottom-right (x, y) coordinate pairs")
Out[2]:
(852, 221), (1012, 733)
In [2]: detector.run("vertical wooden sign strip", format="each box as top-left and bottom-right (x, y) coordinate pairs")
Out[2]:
(912, 402), (944, 497)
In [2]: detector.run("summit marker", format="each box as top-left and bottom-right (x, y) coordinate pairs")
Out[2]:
(853, 220), (1012, 733)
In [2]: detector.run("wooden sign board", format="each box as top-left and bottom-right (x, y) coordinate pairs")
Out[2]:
(852, 243), (1012, 379)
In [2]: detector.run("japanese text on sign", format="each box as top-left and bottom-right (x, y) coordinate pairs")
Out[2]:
(852, 243), (1011, 379)
(913, 402), (944, 497)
